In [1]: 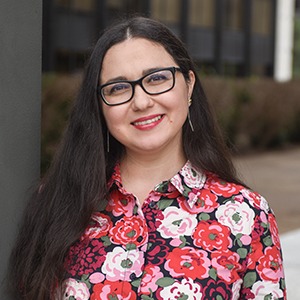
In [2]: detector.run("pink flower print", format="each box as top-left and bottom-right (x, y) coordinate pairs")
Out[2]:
(257, 246), (284, 283)
(211, 250), (242, 284)
(251, 281), (283, 299)
(268, 213), (281, 249)
(89, 272), (105, 284)
(157, 206), (197, 239)
(216, 201), (255, 235)
(61, 278), (90, 300)
(101, 247), (144, 281)
(180, 189), (219, 214)
(158, 278), (203, 299)
(140, 265), (163, 295)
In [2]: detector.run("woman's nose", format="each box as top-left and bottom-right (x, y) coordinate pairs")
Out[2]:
(131, 85), (154, 111)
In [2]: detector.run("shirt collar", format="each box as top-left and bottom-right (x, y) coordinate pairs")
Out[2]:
(169, 160), (206, 208)
(107, 160), (206, 208)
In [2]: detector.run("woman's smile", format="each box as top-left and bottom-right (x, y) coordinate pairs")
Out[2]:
(131, 114), (164, 130)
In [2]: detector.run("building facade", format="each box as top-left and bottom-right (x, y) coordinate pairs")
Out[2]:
(43, 0), (278, 77)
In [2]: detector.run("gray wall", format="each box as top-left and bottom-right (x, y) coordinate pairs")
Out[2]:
(0, 1), (42, 298)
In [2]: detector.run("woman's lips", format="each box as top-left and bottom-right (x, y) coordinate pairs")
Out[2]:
(131, 114), (164, 130)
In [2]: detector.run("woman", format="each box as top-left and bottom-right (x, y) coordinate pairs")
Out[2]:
(9, 17), (286, 299)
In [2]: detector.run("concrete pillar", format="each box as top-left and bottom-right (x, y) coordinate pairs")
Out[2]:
(274, 0), (296, 81)
(0, 1), (42, 298)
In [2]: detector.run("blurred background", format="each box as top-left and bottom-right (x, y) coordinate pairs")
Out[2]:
(41, 0), (300, 163)
(41, 0), (300, 235)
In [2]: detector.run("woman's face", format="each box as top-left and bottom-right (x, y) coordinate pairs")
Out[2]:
(100, 38), (195, 156)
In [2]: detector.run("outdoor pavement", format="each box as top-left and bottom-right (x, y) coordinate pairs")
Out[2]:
(234, 146), (300, 299)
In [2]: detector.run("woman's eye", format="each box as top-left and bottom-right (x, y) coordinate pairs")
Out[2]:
(108, 83), (130, 95)
(147, 73), (168, 84)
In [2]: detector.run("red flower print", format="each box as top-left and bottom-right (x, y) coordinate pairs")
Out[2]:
(252, 215), (265, 240)
(110, 215), (148, 247)
(240, 287), (255, 299)
(140, 265), (163, 295)
(205, 173), (243, 197)
(83, 213), (113, 239)
(91, 280), (136, 300)
(202, 279), (232, 300)
(257, 246), (284, 283)
(65, 239), (106, 277)
(268, 213), (281, 249)
(246, 239), (264, 270)
(142, 205), (164, 233)
(211, 250), (242, 284)
(147, 234), (169, 265)
(192, 220), (232, 251)
(165, 247), (210, 280)
(106, 189), (135, 217)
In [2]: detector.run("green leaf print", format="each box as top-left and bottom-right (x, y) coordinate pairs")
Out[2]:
(101, 235), (111, 246)
(141, 295), (154, 300)
(126, 230), (136, 238)
(132, 278), (141, 287)
(121, 258), (133, 268)
(157, 199), (173, 210)
(179, 235), (187, 248)
(209, 268), (217, 280)
(198, 213), (210, 221)
(264, 294), (272, 300)
(178, 294), (189, 300)
(243, 272), (257, 288)
(237, 247), (248, 259)
(126, 243), (137, 250)
(263, 236), (273, 247)
(156, 277), (175, 287)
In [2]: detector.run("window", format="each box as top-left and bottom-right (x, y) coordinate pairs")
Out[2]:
(190, 0), (214, 27)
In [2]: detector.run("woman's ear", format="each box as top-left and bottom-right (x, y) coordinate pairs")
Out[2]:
(187, 70), (196, 99)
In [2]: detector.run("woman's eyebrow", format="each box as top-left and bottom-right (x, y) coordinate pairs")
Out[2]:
(102, 67), (164, 85)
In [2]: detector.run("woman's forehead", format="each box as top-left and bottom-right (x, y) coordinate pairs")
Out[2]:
(100, 38), (175, 81)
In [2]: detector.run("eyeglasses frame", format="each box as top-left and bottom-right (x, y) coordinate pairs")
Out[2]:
(97, 66), (181, 106)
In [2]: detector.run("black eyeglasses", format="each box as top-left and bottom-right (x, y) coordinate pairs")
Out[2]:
(98, 66), (181, 106)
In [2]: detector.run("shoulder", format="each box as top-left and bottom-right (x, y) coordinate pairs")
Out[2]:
(204, 171), (271, 213)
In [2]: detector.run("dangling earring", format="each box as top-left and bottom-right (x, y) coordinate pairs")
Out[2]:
(107, 130), (110, 153)
(188, 98), (194, 132)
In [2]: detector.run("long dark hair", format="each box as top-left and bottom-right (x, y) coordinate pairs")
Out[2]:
(8, 17), (243, 299)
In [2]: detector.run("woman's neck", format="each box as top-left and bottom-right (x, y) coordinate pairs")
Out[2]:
(119, 146), (186, 203)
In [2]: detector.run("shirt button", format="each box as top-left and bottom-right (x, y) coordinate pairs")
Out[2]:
(149, 201), (156, 208)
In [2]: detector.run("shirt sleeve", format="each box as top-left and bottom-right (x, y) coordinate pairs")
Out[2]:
(240, 196), (287, 299)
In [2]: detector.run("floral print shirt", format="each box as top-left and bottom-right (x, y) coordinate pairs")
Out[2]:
(60, 161), (286, 300)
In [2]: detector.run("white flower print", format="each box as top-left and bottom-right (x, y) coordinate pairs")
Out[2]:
(251, 281), (284, 299)
(101, 246), (144, 281)
(216, 201), (255, 235)
(179, 161), (206, 189)
(159, 278), (203, 299)
(60, 278), (90, 300)
(157, 206), (198, 239)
